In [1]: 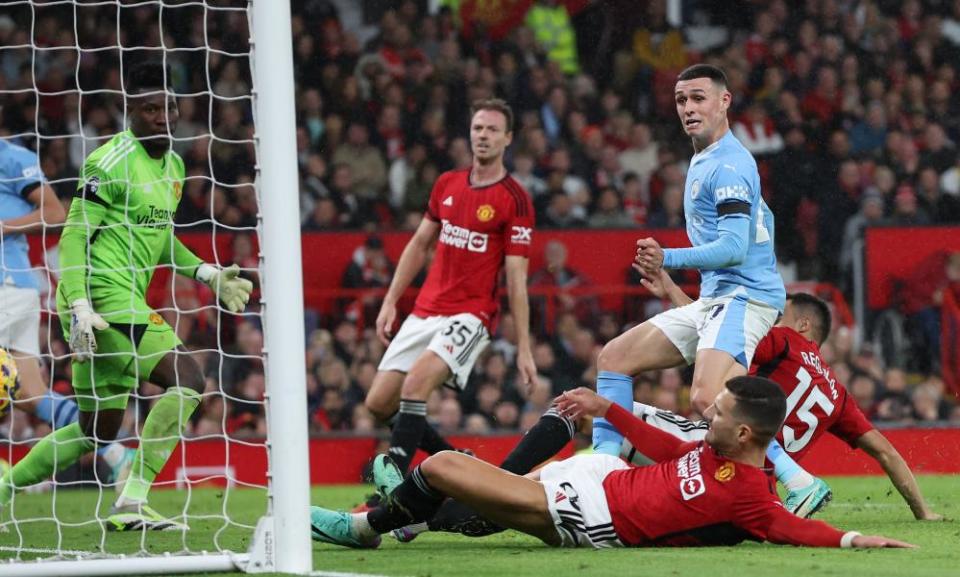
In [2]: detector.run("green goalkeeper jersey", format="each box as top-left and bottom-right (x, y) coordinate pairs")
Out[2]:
(58, 129), (202, 324)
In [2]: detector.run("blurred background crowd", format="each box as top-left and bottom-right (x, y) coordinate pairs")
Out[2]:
(2, 0), (960, 444)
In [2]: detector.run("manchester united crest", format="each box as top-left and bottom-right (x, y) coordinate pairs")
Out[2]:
(476, 204), (495, 222)
(714, 461), (736, 482)
(149, 312), (164, 326)
(173, 181), (182, 200)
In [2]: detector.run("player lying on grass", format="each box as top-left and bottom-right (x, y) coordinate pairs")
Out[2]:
(0, 61), (253, 532)
(310, 377), (912, 550)
(389, 289), (939, 542)
(628, 271), (941, 521)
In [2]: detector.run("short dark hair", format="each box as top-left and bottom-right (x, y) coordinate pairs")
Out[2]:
(470, 98), (514, 132)
(787, 293), (832, 345)
(676, 64), (728, 89)
(126, 61), (169, 95)
(726, 376), (787, 444)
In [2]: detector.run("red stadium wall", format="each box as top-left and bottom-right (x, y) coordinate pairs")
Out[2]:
(8, 429), (958, 487)
(865, 226), (960, 309)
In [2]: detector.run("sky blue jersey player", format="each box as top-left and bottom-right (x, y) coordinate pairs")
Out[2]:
(0, 137), (132, 481)
(592, 64), (832, 518)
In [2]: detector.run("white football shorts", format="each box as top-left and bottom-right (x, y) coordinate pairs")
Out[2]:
(378, 312), (490, 390)
(0, 285), (41, 356)
(621, 402), (709, 465)
(649, 288), (779, 368)
(540, 453), (628, 548)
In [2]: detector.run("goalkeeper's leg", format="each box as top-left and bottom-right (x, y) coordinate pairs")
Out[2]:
(0, 406), (124, 510)
(12, 352), (135, 487)
(109, 345), (202, 530)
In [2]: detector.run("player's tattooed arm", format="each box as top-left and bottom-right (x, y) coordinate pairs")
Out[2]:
(855, 430), (943, 521)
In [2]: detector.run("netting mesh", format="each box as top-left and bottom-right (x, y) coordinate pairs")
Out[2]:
(0, 0), (268, 563)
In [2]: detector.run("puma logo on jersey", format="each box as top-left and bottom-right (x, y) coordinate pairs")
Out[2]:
(443, 196), (453, 206)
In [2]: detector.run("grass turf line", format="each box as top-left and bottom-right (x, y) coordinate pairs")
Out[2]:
(0, 476), (955, 577)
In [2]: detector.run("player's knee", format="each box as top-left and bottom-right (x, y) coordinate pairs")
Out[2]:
(364, 395), (394, 423)
(399, 372), (437, 401)
(597, 338), (626, 373)
(420, 450), (457, 483)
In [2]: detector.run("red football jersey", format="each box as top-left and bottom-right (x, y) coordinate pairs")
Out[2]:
(750, 327), (874, 462)
(413, 169), (534, 331)
(602, 405), (848, 547)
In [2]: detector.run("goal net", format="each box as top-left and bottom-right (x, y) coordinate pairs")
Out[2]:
(0, 0), (310, 574)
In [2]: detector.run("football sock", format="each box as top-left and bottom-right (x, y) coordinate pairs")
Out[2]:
(592, 371), (634, 456)
(367, 465), (445, 534)
(500, 407), (576, 474)
(426, 407), (576, 535)
(388, 411), (455, 454)
(388, 399), (428, 472)
(767, 439), (815, 491)
(117, 388), (201, 505)
(418, 422), (455, 454)
(34, 391), (79, 429)
(0, 422), (95, 506)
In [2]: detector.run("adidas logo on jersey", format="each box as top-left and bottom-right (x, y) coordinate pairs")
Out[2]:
(443, 196), (453, 206)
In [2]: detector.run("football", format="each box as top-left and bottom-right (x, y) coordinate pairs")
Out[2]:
(0, 348), (19, 418)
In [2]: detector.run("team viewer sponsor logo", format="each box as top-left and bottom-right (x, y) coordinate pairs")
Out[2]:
(677, 448), (706, 501)
(510, 226), (532, 244)
(440, 219), (488, 252)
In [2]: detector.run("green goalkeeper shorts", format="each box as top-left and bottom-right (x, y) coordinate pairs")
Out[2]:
(59, 311), (182, 412)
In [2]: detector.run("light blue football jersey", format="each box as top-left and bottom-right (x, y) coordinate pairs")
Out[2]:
(0, 139), (45, 289)
(682, 131), (785, 311)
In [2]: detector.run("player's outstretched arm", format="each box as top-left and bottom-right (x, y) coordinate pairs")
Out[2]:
(160, 234), (253, 313)
(761, 503), (915, 548)
(856, 430), (943, 521)
(375, 217), (439, 345)
(555, 387), (687, 462)
(505, 255), (539, 393)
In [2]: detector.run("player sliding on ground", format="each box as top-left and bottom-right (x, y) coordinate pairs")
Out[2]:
(310, 377), (912, 550)
(594, 63), (829, 516)
(0, 61), (253, 531)
(390, 290), (939, 542)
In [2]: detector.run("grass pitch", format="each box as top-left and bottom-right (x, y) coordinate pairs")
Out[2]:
(0, 476), (956, 576)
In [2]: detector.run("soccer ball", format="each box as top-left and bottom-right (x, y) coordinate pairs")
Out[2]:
(0, 348), (19, 418)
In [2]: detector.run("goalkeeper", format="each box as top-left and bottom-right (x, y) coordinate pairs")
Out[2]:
(0, 61), (253, 531)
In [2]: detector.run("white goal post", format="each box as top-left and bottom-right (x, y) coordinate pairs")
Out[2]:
(0, 0), (312, 575)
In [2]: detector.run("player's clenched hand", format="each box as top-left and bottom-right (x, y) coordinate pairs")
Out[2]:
(376, 301), (398, 346)
(69, 298), (109, 362)
(516, 347), (540, 395)
(635, 237), (664, 272)
(553, 387), (612, 420)
(851, 535), (916, 548)
(197, 264), (254, 313)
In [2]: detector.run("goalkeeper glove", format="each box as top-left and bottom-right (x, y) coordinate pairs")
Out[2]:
(196, 263), (253, 313)
(69, 298), (109, 362)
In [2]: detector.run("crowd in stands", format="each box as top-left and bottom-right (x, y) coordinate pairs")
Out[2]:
(2, 0), (960, 442)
